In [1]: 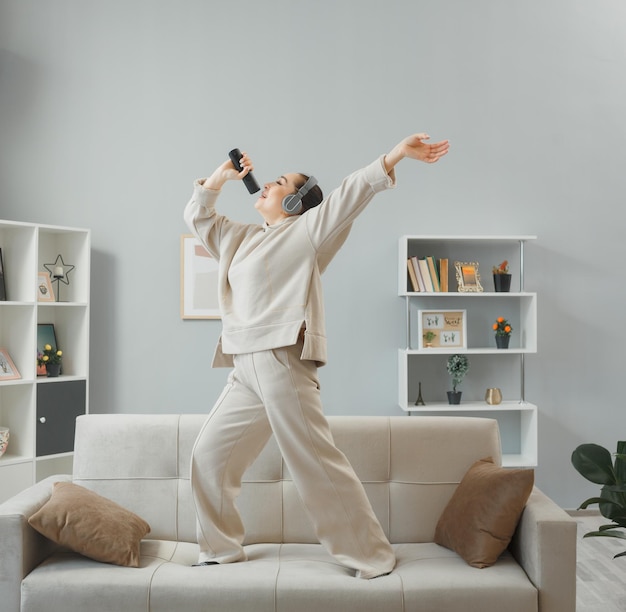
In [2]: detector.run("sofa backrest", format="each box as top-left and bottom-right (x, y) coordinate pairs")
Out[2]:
(72, 414), (501, 544)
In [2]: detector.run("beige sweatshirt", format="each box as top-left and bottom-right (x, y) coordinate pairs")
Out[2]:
(184, 155), (396, 367)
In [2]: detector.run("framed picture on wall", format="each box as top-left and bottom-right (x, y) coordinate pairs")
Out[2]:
(0, 348), (21, 380)
(418, 309), (467, 350)
(180, 234), (221, 320)
(37, 323), (59, 376)
(454, 261), (483, 293)
(37, 271), (55, 302)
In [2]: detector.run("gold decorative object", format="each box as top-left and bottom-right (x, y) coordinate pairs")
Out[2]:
(485, 388), (502, 405)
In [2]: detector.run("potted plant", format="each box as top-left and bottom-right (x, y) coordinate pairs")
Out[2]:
(446, 354), (469, 404)
(492, 317), (513, 349)
(492, 260), (512, 292)
(423, 330), (436, 348)
(37, 344), (63, 377)
(571, 441), (626, 558)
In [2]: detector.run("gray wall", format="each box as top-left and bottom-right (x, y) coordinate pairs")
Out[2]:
(1, 0), (625, 509)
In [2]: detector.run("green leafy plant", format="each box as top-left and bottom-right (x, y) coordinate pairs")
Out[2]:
(571, 441), (626, 558)
(37, 344), (63, 366)
(423, 330), (436, 345)
(492, 260), (510, 275)
(446, 354), (469, 393)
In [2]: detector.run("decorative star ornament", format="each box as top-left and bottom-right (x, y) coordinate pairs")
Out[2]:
(44, 254), (75, 286)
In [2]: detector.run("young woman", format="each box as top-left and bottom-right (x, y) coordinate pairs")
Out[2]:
(184, 133), (449, 579)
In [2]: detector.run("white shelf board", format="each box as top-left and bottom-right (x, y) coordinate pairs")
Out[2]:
(402, 348), (536, 355)
(35, 451), (74, 462)
(502, 453), (537, 468)
(0, 452), (34, 466)
(35, 375), (87, 385)
(399, 291), (536, 298)
(401, 235), (537, 242)
(400, 400), (537, 413)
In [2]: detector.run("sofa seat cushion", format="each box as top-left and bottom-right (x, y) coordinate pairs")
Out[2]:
(21, 541), (537, 612)
(394, 543), (537, 612)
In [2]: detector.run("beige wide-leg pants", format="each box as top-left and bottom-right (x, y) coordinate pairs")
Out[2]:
(190, 341), (396, 579)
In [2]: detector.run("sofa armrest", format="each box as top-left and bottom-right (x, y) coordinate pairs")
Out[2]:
(509, 487), (577, 612)
(0, 475), (71, 612)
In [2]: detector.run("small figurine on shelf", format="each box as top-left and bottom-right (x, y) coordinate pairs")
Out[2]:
(37, 344), (63, 377)
(414, 381), (425, 406)
(492, 260), (512, 292)
(43, 254), (74, 302)
(493, 317), (513, 349)
(446, 354), (469, 404)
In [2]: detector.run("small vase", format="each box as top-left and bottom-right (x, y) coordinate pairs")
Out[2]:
(493, 274), (512, 292)
(495, 335), (510, 349)
(447, 391), (462, 405)
(46, 363), (61, 377)
(485, 388), (502, 405)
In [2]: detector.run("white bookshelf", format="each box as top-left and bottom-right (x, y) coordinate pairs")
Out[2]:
(0, 220), (90, 503)
(398, 235), (537, 467)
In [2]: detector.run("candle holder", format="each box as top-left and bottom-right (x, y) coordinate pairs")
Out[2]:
(44, 255), (74, 303)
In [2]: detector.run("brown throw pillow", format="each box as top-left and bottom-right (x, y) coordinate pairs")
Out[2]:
(28, 481), (150, 567)
(434, 457), (534, 568)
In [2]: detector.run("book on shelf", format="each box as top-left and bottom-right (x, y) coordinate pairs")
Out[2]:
(0, 248), (6, 301)
(417, 258), (434, 292)
(407, 258), (420, 291)
(409, 257), (427, 292)
(406, 256), (449, 292)
(426, 256), (440, 292)
(439, 258), (448, 292)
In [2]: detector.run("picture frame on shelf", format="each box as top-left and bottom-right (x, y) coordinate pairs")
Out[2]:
(418, 309), (467, 349)
(37, 271), (55, 302)
(0, 248), (6, 301)
(0, 348), (21, 380)
(180, 234), (221, 320)
(37, 323), (58, 376)
(454, 261), (483, 293)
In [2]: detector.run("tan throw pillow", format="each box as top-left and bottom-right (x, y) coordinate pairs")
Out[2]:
(28, 481), (150, 567)
(434, 457), (534, 568)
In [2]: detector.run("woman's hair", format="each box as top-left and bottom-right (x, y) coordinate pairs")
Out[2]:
(295, 174), (324, 214)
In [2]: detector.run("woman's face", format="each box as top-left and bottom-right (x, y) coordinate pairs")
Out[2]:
(255, 173), (301, 224)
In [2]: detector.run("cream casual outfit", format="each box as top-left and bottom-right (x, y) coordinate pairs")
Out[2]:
(184, 156), (396, 579)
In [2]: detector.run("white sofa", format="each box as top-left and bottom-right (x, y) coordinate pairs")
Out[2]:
(0, 414), (576, 612)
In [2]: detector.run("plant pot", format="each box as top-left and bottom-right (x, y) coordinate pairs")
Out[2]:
(493, 273), (512, 292)
(46, 363), (61, 377)
(495, 335), (510, 349)
(447, 391), (462, 405)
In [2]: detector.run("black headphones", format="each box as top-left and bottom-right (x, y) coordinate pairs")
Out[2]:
(282, 175), (318, 215)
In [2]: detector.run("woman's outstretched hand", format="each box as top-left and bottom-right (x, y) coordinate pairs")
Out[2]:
(384, 133), (449, 173)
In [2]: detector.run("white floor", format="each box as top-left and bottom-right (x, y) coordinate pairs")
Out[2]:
(573, 512), (626, 611)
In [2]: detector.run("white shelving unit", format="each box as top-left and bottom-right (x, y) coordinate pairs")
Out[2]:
(398, 235), (537, 467)
(0, 220), (90, 503)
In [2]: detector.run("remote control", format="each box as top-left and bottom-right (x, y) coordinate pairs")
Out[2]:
(228, 148), (261, 194)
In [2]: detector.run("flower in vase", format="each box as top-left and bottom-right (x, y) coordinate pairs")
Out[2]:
(493, 317), (513, 337)
(37, 344), (63, 366)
